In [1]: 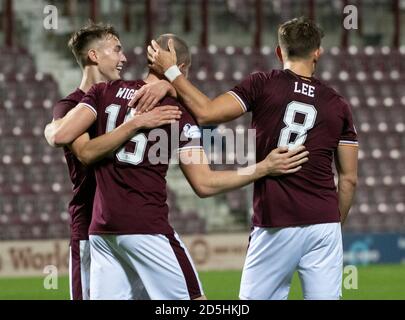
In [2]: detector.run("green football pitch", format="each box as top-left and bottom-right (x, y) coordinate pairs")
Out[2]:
(0, 264), (404, 300)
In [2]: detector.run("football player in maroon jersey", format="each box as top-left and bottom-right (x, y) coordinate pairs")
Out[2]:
(44, 23), (182, 300)
(141, 18), (358, 300)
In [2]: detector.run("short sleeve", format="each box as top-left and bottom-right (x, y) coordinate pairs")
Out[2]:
(80, 83), (107, 117)
(228, 71), (268, 112)
(339, 99), (358, 147)
(178, 108), (203, 152)
(53, 100), (74, 120)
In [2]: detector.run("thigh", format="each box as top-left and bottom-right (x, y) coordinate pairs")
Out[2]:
(69, 239), (90, 300)
(239, 227), (302, 300)
(89, 235), (141, 300)
(298, 223), (343, 300)
(117, 233), (204, 300)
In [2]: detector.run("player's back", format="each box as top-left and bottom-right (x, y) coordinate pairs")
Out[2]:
(80, 80), (201, 235)
(230, 69), (358, 227)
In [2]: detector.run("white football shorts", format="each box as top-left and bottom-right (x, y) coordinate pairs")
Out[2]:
(69, 239), (91, 300)
(239, 222), (343, 300)
(89, 233), (204, 300)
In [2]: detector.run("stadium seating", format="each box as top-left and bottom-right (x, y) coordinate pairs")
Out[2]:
(1, 45), (404, 238)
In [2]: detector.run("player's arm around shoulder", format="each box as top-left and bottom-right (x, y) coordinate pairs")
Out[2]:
(69, 105), (182, 166)
(131, 79), (244, 126)
(163, 75), (245, 125)
(45, 98), (76, 147)
(335, 144), (359, 224)
(44, 103), (97, 147)
(143, 39), (245, 125)
(179, 146), (309, 198)
(198, 92), (246, 125)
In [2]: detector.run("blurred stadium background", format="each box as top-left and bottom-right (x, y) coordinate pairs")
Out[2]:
(0, 0), (404, 299)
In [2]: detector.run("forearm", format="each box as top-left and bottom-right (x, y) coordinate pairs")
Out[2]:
(337, 176), (357, 224)
(172, 75), (214, 124)
(53, 117), (84, 146)
(198, 162), (268, 197)
(50, 105), (96, 146)
(74, 120), (140, 166)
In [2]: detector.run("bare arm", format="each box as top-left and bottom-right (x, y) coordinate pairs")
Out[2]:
(180, 146), (309, 198)
(47, 106), (182, 166)
(335, 145), (358, 224)
(70, 106), (182, 165)
(162, 78), (243, 125)
(130, 40), (244, 125)
(44, 104), (96, 147)
(68, 122), (139, 166)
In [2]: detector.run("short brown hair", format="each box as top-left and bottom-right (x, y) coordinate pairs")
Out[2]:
(155, 34), (191, 67)
(68, 22), (120, 68)
(278, 17), (324, 60)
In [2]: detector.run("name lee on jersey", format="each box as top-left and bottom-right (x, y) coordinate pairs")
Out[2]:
(294, 81), (315, 97)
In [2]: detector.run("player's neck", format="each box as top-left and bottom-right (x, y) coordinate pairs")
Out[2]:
(79, 66), (108, 92)
(283, 61), (314, 78)
(144, 71), (164, 84)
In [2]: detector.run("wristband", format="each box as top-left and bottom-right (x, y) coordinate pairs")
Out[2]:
(164, 65), (182, 82)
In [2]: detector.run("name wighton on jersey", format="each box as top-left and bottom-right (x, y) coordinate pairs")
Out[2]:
(229, 69), (358, 228)
(80, 80), (202, 235)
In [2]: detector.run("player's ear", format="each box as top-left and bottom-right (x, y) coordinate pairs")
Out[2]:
(178, 63), (189, 78)
(87, 49), (98, 65)
(313, 47), (322, 64)
(276, 46), (283, 63)
(314, 47), (322, 59)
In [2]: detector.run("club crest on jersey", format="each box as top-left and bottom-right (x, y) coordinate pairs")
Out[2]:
(183, 124), (201, 139)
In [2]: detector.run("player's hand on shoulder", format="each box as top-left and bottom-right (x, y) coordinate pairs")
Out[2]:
(147, 39), (178, 75)
(265, 145), (309, 176)
(128, 80), (176, 114)
(132, 105), (182, 129)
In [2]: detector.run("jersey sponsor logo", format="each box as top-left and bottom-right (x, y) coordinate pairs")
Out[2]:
(183, 124), (201, 139)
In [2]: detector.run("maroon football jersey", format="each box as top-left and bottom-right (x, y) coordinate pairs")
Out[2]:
(80, 80), (202, 235)
(53, 89), (96, 240)
(230, 69), (358, 227)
